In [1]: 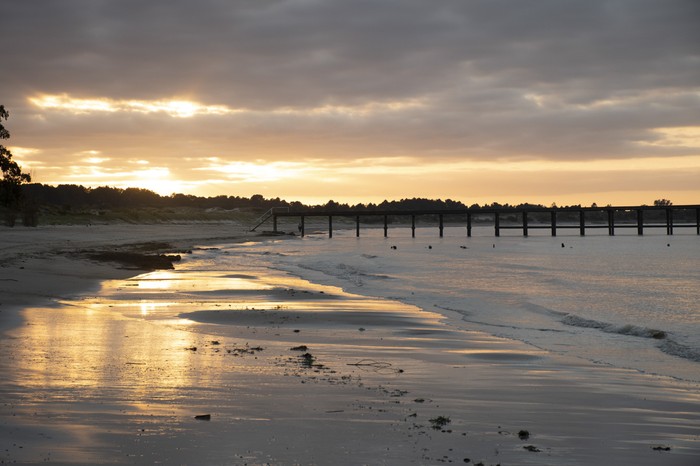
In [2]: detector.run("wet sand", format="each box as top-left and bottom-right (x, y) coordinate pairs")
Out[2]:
(1, 224), (699, 465)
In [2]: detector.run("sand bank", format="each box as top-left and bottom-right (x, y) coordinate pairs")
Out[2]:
(1, 224), (699, 465)
(0, 223), (254, 319)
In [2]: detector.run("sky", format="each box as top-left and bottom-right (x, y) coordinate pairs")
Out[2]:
(3, 0), (699, 206)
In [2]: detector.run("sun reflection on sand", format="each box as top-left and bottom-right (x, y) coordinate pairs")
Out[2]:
(125, 270), (275, 292)
(8, 265), (434, 407)
(139, 301), (165, 315)
(13, 305), (201, 396)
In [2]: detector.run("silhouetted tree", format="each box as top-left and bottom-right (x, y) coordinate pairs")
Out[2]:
(122, 187), (161, 207)
(249, 194), (265, 207)
(1, 105), (32, 225)
(653, 199), (672, 206)
(91, 186), (124, 207)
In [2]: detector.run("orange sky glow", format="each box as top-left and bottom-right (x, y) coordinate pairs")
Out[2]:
(10, 93), (698, 206)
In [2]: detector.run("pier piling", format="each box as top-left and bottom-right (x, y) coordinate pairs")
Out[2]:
(637, 209), (644, 235)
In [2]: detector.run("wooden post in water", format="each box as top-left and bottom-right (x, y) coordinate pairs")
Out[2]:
(666, 208), (674, 235)
(439, 214), (444, 237)
(466, 212), (472, 237)
(607, 209), (615, 236)
(494, 212), (500, 237)
(273, 215), (277, 232)
(637, 209), (644, 235)
(579, 210), (586, 236)
(328, 216), (333, 238)
(300, 216), (305, 237)
(356, 215), (360, 237)
(696, 207), (700, 235)
(551, 211), (557, 237)
(411, 215), (416, 238)
(384, 215), (388, 237)
(522, 211), (528, 237)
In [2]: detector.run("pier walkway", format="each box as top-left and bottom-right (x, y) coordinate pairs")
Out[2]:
(269, 205), (700, 238)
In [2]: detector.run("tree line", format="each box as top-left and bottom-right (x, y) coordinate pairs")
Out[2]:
(22, 184), (290, 211)
(21, 183), (680, 214)
(22, 184), (483, 212)
(1, 105), (32, 225)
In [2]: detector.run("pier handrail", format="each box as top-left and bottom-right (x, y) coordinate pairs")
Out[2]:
(269, 204), (700, 238)
(272, 204), (700, 218)
(250, 206), (290, 231)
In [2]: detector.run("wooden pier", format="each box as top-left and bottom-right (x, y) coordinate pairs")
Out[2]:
(269, 205), (700, 238)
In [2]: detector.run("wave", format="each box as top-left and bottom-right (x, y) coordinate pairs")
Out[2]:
(297, 262), (393, 287)
(562, 314), (700, 364)
(658, 339), (700, 363)
(561, 314), (667, 340)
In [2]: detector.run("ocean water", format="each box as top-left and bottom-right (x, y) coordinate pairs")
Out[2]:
(218, 226), (700, 382)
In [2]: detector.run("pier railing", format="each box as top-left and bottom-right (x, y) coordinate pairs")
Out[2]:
(270, 205), (700, 238)
(250, 206), (289, 232)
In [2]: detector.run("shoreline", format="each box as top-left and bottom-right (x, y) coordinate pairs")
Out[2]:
(1, 224), (699, 464)
(262, 228), (700, 384)
(0, 223), (258, 330)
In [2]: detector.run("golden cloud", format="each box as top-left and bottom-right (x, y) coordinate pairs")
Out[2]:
(29, 93), (425, 119)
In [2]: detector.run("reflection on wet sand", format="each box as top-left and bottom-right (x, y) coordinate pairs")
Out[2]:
(2, 265), (448, 463)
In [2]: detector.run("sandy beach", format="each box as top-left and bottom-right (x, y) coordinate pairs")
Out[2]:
(1, 223), (699, 465)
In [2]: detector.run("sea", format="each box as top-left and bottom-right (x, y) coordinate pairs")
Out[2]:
(207, 225), (700, 383)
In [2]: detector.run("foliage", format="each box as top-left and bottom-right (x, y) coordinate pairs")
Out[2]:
(654, 198), (673, 206)
(0, 105), (32, 216)
(22, 182), (687, 218)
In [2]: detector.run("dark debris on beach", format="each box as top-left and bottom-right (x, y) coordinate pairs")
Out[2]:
(86, 251), (182, 270)
(80, 241), (189, 270)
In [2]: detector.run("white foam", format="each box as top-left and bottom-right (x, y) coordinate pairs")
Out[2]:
(561, 314), (668, 340)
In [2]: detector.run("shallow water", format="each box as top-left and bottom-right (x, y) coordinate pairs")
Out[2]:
(224, 227), (700, 382)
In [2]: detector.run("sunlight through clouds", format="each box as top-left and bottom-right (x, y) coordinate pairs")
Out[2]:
(330, 155), (700, 176)
(199, 159), (313, 183)
(48, 164), (183, 195)
(84, 157), (111, 164)
(28, 93), (425, 119)
(639, 126), (700, 149)
(29, 94), (237, 118)
(6, 146), (42, 167)
(269, 99), (426, 117)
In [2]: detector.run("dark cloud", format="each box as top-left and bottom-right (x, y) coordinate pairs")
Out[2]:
(6, 1), (697, 100)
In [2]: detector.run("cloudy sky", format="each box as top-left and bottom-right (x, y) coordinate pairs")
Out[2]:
(3, 0), (699, 205)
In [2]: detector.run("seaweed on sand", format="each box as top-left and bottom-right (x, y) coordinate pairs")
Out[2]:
(429, 416), (451, 430)
(87, 251), (181, 270)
